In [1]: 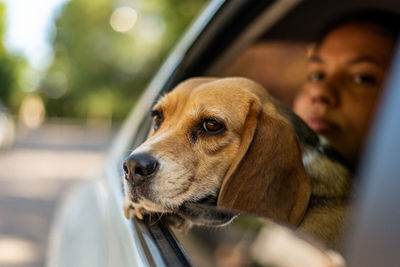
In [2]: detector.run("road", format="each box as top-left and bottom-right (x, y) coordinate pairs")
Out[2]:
(0, 122), (116, 267)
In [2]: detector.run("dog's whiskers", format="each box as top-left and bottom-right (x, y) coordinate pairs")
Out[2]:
(149, 213), (165, 226)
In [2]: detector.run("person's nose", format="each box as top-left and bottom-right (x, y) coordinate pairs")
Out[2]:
(308, 78), (339, 107)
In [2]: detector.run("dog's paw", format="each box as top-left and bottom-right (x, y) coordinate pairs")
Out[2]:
(123, 196), (144, 220)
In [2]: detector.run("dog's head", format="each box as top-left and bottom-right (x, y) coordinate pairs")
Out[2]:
(123, 77), (311, 227)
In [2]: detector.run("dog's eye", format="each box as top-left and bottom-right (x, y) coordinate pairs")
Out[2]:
(151, 110), (163, 130)
(202, 118), (225, 135)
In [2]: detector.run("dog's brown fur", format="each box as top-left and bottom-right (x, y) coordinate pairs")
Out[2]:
(124, 77), (352, 247)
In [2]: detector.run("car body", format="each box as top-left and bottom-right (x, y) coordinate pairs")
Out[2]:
(0, 101), (15, 148)
(47, 0), (400, 266)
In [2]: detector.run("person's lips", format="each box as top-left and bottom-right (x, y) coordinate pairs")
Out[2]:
(305, 117), (339, 133)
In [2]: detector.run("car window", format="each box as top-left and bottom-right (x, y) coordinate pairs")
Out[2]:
(123, 1), (400, 266)
(128, 5), (344, 266)
(167, 39), (341, 266)
(172, 214), (343, 267)
(165, 20), (344, 267)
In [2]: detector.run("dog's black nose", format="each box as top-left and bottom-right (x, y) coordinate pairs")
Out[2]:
(123, 154), (159, 185)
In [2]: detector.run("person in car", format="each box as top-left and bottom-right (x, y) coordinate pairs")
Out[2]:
(293, 11), (399, 169)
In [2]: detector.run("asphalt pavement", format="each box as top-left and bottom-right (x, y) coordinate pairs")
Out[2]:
(0, 121), (116, 267)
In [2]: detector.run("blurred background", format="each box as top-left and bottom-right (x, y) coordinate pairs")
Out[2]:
(0, 0), (206, 266)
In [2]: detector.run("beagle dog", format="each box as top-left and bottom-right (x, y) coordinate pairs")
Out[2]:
(123, 77), (352, 246)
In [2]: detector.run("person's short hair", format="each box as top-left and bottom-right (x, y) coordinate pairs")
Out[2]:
(316, 9), (400, 44)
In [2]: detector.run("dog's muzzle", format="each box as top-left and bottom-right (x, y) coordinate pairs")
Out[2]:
(123, 153), (159, 186)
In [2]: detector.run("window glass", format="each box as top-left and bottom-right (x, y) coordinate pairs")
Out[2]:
(172, 214), (342, 267)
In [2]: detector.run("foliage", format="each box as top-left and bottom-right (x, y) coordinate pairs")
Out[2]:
(41, 0), (206, 121)
(0, 3), (22, 109)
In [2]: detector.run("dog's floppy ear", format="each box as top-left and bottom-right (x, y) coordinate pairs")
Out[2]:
(217, 99), (311, 226)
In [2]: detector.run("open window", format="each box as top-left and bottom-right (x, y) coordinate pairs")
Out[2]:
(118, 0), (400, 266)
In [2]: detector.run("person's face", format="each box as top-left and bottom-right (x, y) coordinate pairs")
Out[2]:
(293, 23), (396, 166)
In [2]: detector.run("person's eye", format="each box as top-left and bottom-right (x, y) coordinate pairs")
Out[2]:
(307, 71), (325, 83)
(201, 118), (225, 135)
(151, 109), (163, 130)
(353, 74), (377, 86)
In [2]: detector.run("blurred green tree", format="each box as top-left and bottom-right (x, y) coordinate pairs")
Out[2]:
(42, 0), (206, 121)
(0, 3), (22, 109)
